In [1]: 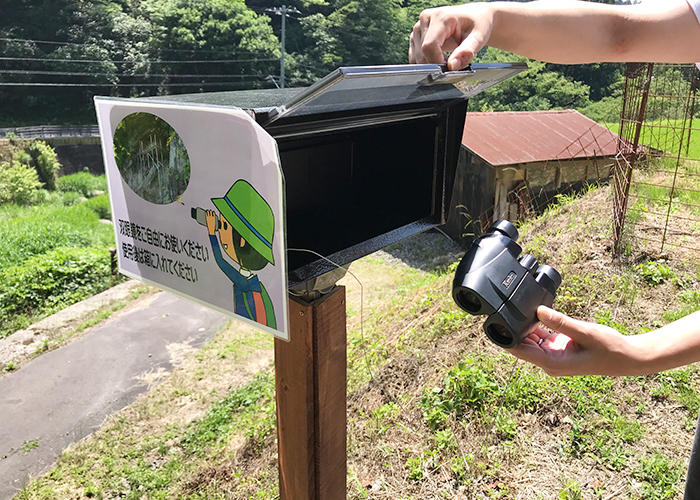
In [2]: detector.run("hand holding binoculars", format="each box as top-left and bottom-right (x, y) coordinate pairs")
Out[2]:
(452, 220), (562, 348)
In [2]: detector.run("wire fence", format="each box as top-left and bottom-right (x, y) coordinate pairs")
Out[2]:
(612, 63), (700, 259)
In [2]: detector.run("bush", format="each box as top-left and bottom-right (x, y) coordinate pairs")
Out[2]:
(32, 189), (63, 205)
(0, 247), (113, 338)
(83, 193), (111, 220)
(0, 203), (115, 269)
(57, 171), (107, 198)
(0, 160), (43, 205)
(29, 141), (60, 191)
(61, 191), (87, 206)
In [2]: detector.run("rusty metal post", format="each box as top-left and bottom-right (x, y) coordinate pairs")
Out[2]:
(613, 63), (654, 255)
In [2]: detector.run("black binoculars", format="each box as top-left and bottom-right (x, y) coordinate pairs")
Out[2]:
(191, 206), (220, 231)
(452, 220), (562, 348)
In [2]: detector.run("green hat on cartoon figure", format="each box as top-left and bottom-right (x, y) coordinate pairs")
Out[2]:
(212, 180), (275, 266)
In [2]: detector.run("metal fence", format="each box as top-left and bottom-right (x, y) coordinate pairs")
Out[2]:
(0, 125), (99, 139)
(612, 63), (700, 258)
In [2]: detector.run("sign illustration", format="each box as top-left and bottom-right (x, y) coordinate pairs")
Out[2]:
(95, 98), (289, 340)
(192, 180), (277, 329)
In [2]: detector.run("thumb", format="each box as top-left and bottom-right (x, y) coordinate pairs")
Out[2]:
(537, 306), (593, 345)
(447, 27), (488, 70)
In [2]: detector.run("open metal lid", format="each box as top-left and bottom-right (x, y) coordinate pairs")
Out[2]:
(262, 62), (527, 125)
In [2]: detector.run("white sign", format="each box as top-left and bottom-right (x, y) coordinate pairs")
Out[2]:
(95, 98), (289, 340)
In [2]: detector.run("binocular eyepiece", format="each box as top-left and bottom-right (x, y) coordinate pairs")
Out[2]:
(452, 220), (562, 348)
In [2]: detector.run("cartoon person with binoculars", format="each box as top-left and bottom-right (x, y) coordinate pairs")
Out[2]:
(195, 179), (276, 329)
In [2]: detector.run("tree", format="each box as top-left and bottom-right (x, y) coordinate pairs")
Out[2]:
(469, 48), (591, 113)
(143, 0), (280, 92)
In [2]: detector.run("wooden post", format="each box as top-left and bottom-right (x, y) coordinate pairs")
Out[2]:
(275, 286), (347, 500)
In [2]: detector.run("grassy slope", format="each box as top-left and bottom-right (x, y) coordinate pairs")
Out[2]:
(14, 186), (700, 500)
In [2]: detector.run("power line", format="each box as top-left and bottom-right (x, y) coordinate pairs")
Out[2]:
(0, 69), (267, 78)
(0, 81), (265, 88)
(0, 36), (273, 56)
(0, 56), (279, 64)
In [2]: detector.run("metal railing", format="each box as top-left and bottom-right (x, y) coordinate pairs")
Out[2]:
(0, 125), (99, 139)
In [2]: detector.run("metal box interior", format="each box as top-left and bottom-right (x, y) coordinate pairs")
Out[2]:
(150, 63), (525, 286)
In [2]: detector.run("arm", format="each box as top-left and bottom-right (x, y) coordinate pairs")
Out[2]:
(410, 0), (700, 71)
(509, 306), (700, 377)
(209, 234), (248, 289)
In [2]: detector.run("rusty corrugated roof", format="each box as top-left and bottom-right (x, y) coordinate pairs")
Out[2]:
(462, 109), (620, 166)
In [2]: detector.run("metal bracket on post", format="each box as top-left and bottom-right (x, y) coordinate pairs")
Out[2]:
(275, 278), (347, 500)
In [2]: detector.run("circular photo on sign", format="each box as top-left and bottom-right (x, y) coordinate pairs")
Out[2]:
(112, 112), (191, 204)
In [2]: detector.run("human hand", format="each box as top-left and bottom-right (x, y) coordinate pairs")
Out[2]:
(508, 306), (638, 377)
(409, 3), (495, 71)
(205, 209), (217, 236)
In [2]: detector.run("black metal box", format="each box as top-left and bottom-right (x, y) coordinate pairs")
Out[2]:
(148, 63), (525, 286)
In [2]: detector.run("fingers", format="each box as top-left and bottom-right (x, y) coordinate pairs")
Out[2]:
(409, 4), (493, 69)
(537, 306), (592, 344)
(509, 342), (551, 370)
(411, 11), (450, 64)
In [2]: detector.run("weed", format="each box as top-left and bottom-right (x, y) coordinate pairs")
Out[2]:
(559, 478), (583, 500)
(635, 260), (675, 286)
(4, 360), (16, 372)
(371, 401), (401, 434)
(651, 367), (700, 414)
(0, 246), (115, 338)
(524, 234), (548, 262)
(405, 456), (423, 482)
(35, 339), (50, 353)
(663, 290), (700, 322)
(565, 419), (591, 457)
(613, 416), (645, 443)
(634, 451), (684, 500)
(434, 428), (456, 453)
(22, 439), (39, 453)
(57, 172), (107, 198)
(594, 310), (631, 335)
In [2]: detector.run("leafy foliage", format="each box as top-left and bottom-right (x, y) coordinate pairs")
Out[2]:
(57, 172), (107, 197)
(635, 260), (675, 286)
(84, 193), (111, 220)
(0, 246), (113, 338)
(180, 371), (276, 456)
(0, 202), (114, 270)
(0, 159), (42, 205)
(28, 140), (61, 191)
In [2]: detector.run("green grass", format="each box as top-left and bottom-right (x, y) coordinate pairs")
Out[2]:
(0, 202), (114, 270)
(603, 119), (700, 160)
(635, 451), (685, 500)
(0, 171), (117, 338)
(181, 371), (276, 457)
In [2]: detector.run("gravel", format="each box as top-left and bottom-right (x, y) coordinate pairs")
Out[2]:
(372, 228), (465, 271)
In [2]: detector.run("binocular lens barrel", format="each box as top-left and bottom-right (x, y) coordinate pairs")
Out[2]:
(486, 323), (514, 347)
(454, 289), (482, 314)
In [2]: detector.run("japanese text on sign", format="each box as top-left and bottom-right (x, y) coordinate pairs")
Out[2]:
(118, 219), (209, 262)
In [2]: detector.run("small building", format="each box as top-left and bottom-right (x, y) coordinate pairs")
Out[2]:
(444, 109), (620, 246)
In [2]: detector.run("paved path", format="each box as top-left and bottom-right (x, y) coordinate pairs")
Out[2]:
(0, 292), (226, 500)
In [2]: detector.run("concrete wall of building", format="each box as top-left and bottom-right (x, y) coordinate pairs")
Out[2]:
(51, 143), (105, 176)
(442, 150), (616, 248)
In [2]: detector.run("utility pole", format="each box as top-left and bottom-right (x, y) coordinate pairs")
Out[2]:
(266, 5), (300, 89)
